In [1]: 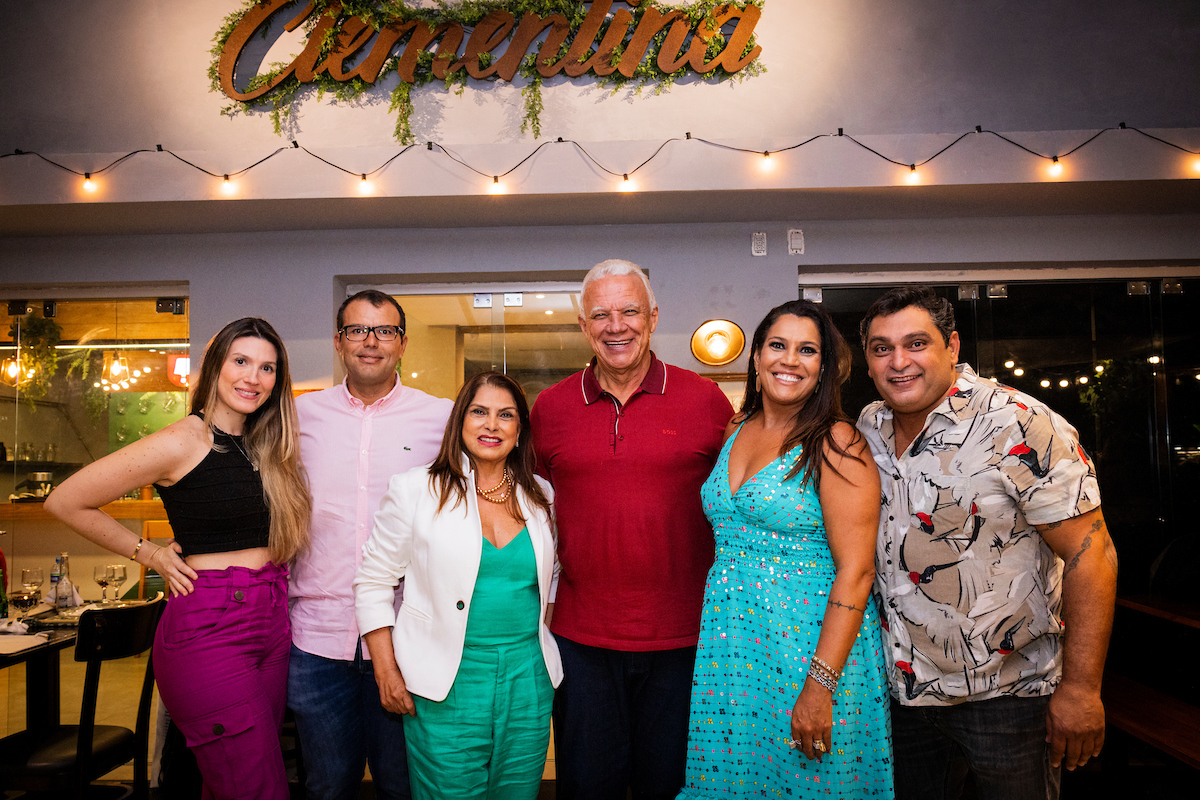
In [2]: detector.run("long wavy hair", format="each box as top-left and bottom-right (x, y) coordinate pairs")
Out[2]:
(428, 372), (551, 523)
(739, 300), (861, 488)
(191, 317), (311, 563)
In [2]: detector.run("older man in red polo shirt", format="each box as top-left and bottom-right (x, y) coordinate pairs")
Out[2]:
(531, 259), (734, 800)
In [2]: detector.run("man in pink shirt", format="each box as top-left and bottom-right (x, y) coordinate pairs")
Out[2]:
(288, 290), (452, 800)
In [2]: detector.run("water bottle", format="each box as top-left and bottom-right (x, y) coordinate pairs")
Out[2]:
(50, 555), (61, 596)
(56, 552), (72, 609)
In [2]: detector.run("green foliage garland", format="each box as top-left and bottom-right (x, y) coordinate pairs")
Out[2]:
(209, 0), (765, 143)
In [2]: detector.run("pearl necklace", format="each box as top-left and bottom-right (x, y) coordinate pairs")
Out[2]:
(476, 468), (513, 503)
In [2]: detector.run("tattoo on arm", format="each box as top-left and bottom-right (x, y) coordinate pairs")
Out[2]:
(828, 599), (864, 613)
(1063, 535), (1093, 577)
(1044, 520), (1064, 530)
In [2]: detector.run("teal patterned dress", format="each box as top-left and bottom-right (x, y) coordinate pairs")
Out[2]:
(677, 427), (894, 798)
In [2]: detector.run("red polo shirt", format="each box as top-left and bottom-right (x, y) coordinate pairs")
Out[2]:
(531, 353), (734, 651)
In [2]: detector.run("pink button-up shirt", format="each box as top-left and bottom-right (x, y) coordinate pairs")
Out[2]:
(289, 378), (452, 661)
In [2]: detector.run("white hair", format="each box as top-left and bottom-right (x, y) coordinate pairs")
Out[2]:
(580, 259), (657, 310)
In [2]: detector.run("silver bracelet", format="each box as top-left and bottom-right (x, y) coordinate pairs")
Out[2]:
(807, 667), (838, 693)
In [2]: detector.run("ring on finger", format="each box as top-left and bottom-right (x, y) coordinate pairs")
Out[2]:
(813, 739), (826, 753)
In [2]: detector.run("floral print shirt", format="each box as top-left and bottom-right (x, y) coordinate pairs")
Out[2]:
(857, 364), (1101, 706)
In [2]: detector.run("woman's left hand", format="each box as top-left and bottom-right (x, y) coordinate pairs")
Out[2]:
(790, 682), (833, 761)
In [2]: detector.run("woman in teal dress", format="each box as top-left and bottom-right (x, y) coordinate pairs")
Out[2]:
(355, 372), (561, 800)
(678, 300), (894, 798)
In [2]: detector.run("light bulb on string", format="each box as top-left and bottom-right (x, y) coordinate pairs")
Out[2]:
(1192, 156), (1200, 174)
(82, 173), (96, 193)
(905, 164), (920, 185)
(1078, 376), (1088, 384)
(1048, 156), (1063, 178)
(618, 174), (637, 192)
(759, 151), (774, 173)
(488, 176), (505, 195)
(357, 174), (373, 195)
(1095, 364), (1105, 374)
(1003, 360), (1015, 369)
(1040, 379), (1051, 388)
(1013, 368), (1025, 377)
(221, 174), (236, 195)
(1058, 379), (1069, 388)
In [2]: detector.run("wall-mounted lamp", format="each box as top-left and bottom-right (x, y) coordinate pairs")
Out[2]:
(691, 320), (746, 367)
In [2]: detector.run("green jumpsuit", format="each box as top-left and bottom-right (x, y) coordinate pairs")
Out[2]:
(404, 528), (554, 799)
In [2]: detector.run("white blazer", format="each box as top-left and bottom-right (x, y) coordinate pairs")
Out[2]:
(353, 456), (563, 702)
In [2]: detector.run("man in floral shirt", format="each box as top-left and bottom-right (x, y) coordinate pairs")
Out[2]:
(856, 286), (1118, 800)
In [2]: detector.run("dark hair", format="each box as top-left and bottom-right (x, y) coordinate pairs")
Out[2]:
(337, 290), (406, 333)
(858, 286), (955, 350)
(427, 372), (551, 523)
(740, 300), (860, 488)
(191, 317), (310, 562)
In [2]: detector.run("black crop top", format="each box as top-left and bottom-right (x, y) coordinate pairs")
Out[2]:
(154, 426), (271, 557)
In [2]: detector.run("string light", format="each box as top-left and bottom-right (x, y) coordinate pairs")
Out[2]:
(1041, 379), (1051, 388)
(221, 174), (236, 195)
(1058, 379), (1069, 388)
(618, 174), (637, 192)
(1095, 365), (1105, 373)
(1013, 368), (1025, 377)
(357, 174), (373, 195)
(1148, 355), (1162, 364)
(5, 124), (1197, 197)
(488, 176), (504, 195)
(1078, 376), (1088, 384)
(1003, 360), (1015, 369)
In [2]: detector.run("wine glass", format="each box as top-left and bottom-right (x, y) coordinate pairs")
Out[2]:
(21, 567), (44, 597)
(108, 564), (128, 602)
(93, 565), (112, 603)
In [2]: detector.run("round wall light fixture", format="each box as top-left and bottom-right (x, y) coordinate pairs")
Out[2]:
(691, 319), (746, 367)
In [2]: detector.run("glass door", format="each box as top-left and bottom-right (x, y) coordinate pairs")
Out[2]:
(393, 289), (591, 406)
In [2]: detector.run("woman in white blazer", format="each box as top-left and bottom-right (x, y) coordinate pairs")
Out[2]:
(354, 372), (562, 800)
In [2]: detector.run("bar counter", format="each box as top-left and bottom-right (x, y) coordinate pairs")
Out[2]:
(0, 500), (167, 522)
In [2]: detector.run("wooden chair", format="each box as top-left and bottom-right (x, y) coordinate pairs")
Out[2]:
(0, 593), (166, 799)
(137, 520), (175, 600)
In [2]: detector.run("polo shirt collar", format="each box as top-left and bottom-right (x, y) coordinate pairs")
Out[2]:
(581, 352), (666, 404)
(337, 375), (402, 411)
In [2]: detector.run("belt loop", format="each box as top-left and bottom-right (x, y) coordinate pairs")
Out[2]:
(229, 568), (250, 603)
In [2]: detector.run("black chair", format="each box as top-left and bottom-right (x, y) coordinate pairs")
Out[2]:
(0, 593), (165, 799)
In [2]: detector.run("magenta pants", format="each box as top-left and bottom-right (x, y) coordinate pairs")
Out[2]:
(153, 562), (290, 800)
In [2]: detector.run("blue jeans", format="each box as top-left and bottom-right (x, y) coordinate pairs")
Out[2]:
(891, 695), (1060, 800)
(287, 643), (411, 800)
(552, 635), (695, 800)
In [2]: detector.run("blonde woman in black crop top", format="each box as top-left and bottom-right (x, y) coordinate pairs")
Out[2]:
(47, 317), (310, 800)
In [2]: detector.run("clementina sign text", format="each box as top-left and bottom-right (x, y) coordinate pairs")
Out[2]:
(217, 0), (763, 102)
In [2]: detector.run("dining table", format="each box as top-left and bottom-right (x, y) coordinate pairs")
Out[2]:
(0, 627), (78, 737)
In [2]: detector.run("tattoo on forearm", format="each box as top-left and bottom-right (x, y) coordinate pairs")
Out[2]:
(828, 599), (864, 613)
(1064, 535), (1092, 576)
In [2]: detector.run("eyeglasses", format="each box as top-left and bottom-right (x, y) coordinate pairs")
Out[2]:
(339, 325), (404, 342)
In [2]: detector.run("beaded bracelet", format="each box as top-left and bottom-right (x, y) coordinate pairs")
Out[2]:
(807, 667), (838, 693)
(812, 655), (842, 681)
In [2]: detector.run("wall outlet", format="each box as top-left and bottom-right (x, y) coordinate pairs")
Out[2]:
(752, 231), (767, 257)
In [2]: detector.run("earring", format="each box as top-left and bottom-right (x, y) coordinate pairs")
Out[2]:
(755, 374), (761, 392)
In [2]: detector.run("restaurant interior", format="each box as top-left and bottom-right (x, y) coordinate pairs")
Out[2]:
(3, 0), (1199, 797)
